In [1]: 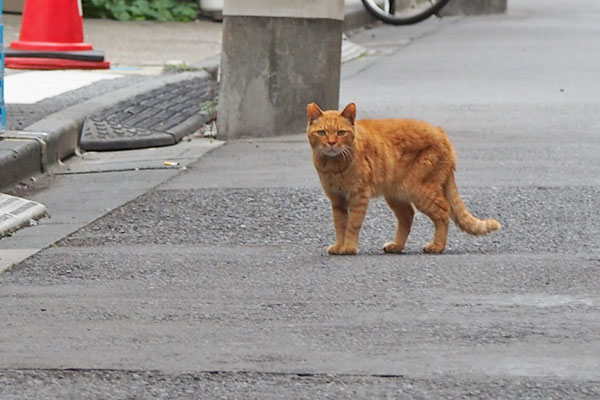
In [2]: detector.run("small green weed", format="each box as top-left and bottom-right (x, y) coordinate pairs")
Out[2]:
(82, 0), (198, 22)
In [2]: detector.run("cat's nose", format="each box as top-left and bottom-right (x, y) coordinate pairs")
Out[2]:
(327, 140), (336, 146)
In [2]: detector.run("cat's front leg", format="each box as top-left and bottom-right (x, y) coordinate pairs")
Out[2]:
(328, 196), (348, 255)
(337, 195), (369, 255)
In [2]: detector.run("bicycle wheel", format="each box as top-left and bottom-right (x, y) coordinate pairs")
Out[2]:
(361, 0), (451, 25)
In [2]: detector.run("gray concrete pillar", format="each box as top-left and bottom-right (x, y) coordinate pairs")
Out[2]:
(217, 0), (344, 139)
(440, 0), (507, 15)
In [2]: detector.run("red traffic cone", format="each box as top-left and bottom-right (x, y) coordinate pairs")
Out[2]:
(5, 0), (110, 69)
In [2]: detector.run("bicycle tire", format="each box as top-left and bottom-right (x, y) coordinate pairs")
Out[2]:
(361, 0), (451, 25)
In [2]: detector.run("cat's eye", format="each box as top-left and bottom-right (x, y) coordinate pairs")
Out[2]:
(338, 130), (347, 136)
(317, 130), (326, 136)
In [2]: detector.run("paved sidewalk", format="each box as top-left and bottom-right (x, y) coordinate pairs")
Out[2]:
(2, 14), (223, 69)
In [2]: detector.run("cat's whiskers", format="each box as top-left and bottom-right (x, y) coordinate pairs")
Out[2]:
(314, 143), (353, 161)
(340, 148), (348, 162)
(340, 145), (353, 162)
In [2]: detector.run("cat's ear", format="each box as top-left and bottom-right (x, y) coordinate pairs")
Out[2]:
(341, 103), (356, 125)
(307, 102), (324, 124)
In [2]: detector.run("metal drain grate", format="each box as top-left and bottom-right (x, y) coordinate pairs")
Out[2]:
(0, 193), (47, 238)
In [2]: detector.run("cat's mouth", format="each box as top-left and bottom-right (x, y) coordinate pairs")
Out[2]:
(322, 146), (343, 157)
(319, 145), (353, 160)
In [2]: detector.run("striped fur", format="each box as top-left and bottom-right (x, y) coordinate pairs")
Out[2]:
(307, 102), (500, 255)
(446, 173), (501, 235)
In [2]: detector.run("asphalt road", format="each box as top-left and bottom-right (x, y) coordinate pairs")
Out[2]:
(1, 0), (600, 398)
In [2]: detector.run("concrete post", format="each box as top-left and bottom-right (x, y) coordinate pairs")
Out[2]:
(217, 0), (344, 139)
(440, 0), (507, 16)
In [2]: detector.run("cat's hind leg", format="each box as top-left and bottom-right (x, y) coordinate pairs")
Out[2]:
(383, 196), (414, 253)
(411, 186), (450, 254)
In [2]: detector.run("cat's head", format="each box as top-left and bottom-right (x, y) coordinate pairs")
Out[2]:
(306, 102), (356, 158)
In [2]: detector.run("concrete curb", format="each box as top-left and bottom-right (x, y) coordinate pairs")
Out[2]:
(0, 70), (213, 191)
(0, 139), (42, 190)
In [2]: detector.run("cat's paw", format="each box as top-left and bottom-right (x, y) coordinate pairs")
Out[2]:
(328, 244), (358, 255)
(383, 242), (404, 254)
(423, 242), (445, 254)
(339, 246), (358, 255)
(328, 244), (343, 255)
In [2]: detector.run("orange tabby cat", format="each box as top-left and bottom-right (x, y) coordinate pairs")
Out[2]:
(307, 102), (500, 255)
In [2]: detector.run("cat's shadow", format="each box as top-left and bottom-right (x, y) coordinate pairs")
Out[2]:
(319, 248), (477, 257)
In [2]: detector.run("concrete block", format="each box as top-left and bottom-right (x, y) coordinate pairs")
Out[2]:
(440, 0), (507, 15)
(3, 0), (25, 13)
(224, 0), (344, 20)
(217, 15), (343, 139)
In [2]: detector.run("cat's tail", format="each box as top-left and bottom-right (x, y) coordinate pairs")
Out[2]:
(446, 174), (501, 236)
